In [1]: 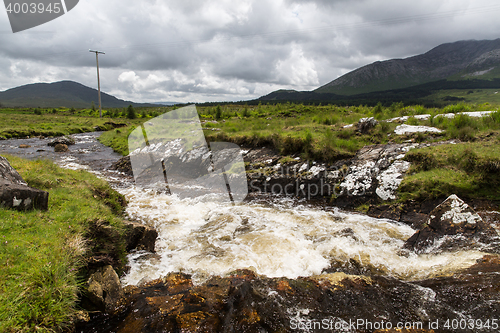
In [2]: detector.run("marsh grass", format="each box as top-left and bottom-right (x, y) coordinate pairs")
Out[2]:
(400, 140), (500, 201)
(0, 155), (128, 332)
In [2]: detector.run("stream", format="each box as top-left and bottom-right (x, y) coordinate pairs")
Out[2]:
(0, 133), (486, 286)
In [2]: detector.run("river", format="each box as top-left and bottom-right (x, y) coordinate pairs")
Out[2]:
(0, 133), (486, 288)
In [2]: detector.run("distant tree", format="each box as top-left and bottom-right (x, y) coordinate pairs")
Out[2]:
(215, 105), (222, 120)
(127, 105), (136, 119)
(51, 108), (57, 114)
(91, 101), (96, 111)
(34, 108), (42, 115)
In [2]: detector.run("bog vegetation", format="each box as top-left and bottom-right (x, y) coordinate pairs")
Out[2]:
(0, 101), (500, 330)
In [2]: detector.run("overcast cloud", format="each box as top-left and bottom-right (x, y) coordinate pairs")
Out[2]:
(1, 0), (500, 103)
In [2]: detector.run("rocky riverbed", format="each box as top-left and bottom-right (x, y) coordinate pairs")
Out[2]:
(2, 133), (500, 333)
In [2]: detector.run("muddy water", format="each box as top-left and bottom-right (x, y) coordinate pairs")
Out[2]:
(0, 134), (487, 286)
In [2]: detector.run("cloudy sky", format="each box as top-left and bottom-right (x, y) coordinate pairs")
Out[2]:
(1, 0), (500, 103)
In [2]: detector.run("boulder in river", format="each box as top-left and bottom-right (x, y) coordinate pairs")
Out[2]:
(110, 156), (133, 176)
(54, 143), (69, 152)
(0, 155), (49, 211)
(47, 135), (75, 147)
(404, 194), (500, 254)
(124, 221), (158, 252)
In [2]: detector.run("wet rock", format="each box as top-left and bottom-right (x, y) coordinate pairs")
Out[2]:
(357, 117), (378, 133)
(76, 264), (500, 333)
(368, 199), (444, 229)
(404, 195), (500, 254)
(54, 143), (69, 152)
(110, 155), (133, 176)
(124, 221), (158, 252)
(83, 265), (124, 312)
(47, 135), (75, 147)
(0, 155), (49, 211)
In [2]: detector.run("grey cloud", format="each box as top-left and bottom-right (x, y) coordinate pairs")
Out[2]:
(1, 0), (500, 102)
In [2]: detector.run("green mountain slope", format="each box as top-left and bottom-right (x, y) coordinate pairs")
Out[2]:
(314, 39), (500, 95)
(0, 81), (153, 108)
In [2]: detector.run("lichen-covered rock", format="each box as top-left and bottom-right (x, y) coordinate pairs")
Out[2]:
(0, 155), (49, 211)
(357, 117), (378, 134)
(404, 195), (500, 254)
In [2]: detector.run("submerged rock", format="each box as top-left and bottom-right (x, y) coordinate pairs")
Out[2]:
(0, 155), (49, 211)
(404, 194), (500, 254)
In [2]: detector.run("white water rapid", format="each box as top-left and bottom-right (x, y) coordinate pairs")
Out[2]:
(119, 186), (485, 286)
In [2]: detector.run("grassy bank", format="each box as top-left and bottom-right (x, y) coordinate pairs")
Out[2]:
(399, 136), (500, 202)
(0, 107), (162, 139)
(0, 155), (128, 332)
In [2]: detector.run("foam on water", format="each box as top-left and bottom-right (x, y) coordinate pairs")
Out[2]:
(119, 186), (485, 286)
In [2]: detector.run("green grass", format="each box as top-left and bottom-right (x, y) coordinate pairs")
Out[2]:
(0, 155), (128, 332)
(399, 139), (500, 201)
(0, 107), (169, 140)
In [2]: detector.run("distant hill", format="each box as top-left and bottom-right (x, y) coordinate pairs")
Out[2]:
(315, 39), (500, 95)
(259, 39), (500, 104)
(0, 80), (157, 108)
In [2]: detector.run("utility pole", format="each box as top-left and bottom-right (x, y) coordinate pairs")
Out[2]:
(89, 50), (105, 118)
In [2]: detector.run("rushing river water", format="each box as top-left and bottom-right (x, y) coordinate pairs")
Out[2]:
(0, 134), (486, 286)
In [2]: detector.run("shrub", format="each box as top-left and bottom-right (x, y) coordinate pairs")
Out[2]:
(444, 102), (471, 114)
(126, 105), (136, 119)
